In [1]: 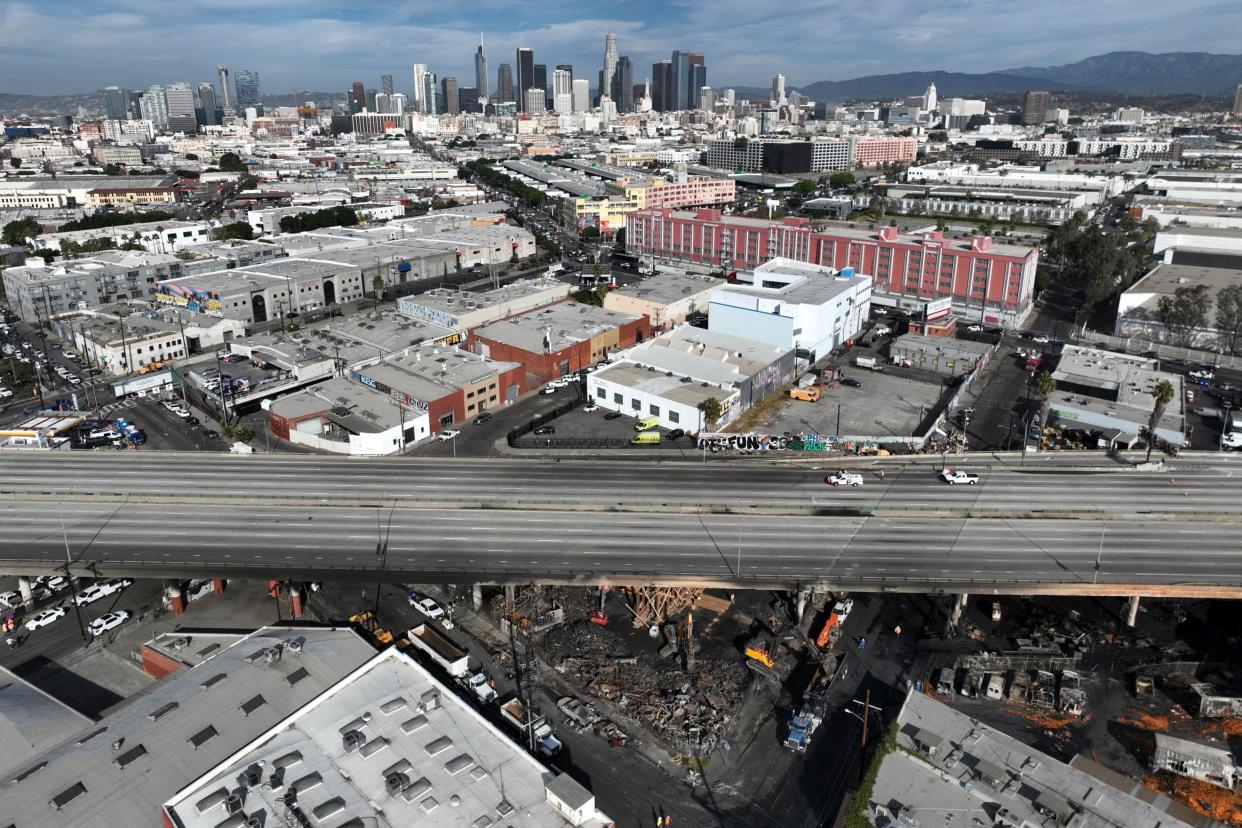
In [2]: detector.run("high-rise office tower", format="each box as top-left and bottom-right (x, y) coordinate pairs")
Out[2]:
(689, 54), (706, 110)
(411, 64), (428, 113)
(139, 85), (169, 129)
(533, 64), (548, 108)
(556, 65), (574, 86)
(671, 51), (690, 111)
(381, 75), (394, 96)
(423, 72), (438, 116)
(497, 63), (514, 103)
(375, 92), (391, 114)
(349, 82), (366, 114)
(196, 82), (218, 126)
(366, 89), (378, 113)
(552, 68), (573, 113)
(652, 60), (671, 112)
(475, 36), (489, 102)
(234, 69), (261, 115)
(572, 78), (590, 113)
(1233, 83), (1242, 118)
(441, 77), (459, 115)
(217, 65), (233, 113)
(164, 82), (197, 133)
(1022, 90), (1050, 125)
(699, 87), (715, 111)
(524, 87), (545, 114)
(101, 86), (129, 120)
(615, 56), (633, 113)
(724, 88), (736, 107)
(772, 74), (786, 106)
(601, 32), (618, 108)
(391, 92), (407, 114)
(516, 48), (534, 111)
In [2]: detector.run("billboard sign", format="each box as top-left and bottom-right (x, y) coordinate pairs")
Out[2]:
(924, 297), (953, 321)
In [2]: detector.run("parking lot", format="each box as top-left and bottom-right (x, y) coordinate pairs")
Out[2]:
(760, 366), (947, 440)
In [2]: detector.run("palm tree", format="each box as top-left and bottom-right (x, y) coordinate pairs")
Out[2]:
(700, 397), (723, 432)
(1145, 379), (1175, 463)
(1033, 370), (1056, 404)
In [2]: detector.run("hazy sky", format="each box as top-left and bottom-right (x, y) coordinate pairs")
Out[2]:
(3, 0), (1240, 96)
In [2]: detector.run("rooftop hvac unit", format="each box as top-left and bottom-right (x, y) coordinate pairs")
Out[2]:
(245, 817), (261, 828)
(385, 773), (409, 796)
(170, 637), (190, 651)
(238, 767), (261, 788)
(225, 794), (244, 814)
(342, 731), (365, 753)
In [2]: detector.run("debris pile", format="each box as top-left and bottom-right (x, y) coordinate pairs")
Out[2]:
(623, 586), (703, 629)
(545, 620), (750, 755)
(1142, 772), (1242, 825)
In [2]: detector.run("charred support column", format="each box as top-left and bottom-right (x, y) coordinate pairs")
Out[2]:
(473, 584), (483, 612)
(17, 577), (33, 606)
(1126, 595), (1140, 628)
(290, 586), (303, 620)
(167, 585), (186, 615)
(950, 593), (968, 625)
(796, 590), (810, 624)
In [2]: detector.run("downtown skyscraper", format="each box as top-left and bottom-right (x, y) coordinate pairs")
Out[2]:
(601, 33), (618, 106)
(496, 63), (514, 104)
(474, 36), (489, 104)
(234, 69), (261, 115)
(516, 48), (534, 112)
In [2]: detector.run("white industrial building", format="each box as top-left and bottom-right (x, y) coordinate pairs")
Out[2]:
(587, 326), (793, 433)
(708, 258), (871, 362)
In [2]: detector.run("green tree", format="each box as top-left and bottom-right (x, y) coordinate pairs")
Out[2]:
(792, 179), (817, 195)
(213, 221), (254, 241)
(1145, 379), (1176, 463)
(614, 227), (626, 246)
(1033, 370), (1056, 404)
(1156, 284), (1210, 347)
(699, 397), (723, 430)
(828, 171), (856, 188)
(1215, 284), (1242, 354)
(218, 152), (246, 173)
(580, 225), (600, 239)
(102, 163), (124, 176)
(372, 274), (385, 296)
(2, 217), (40, 245)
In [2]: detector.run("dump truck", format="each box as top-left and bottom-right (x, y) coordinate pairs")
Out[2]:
(783, 656), (839, 753)
(459, 671), (497, 704)
(500, 698), (562, 757)
(408, 623), (469, 677)
(789, 386), (822, 402)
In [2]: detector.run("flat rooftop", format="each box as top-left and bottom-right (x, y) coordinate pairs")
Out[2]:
(163, 257), (359, 295)
(501, 159), (606, 198)
(473, 302), (640, 354)
(625, 325), (790, 386)
(886, 689), (1212, 828)
(36, 220), (204, 243)
(1125, 262), (1242, 306)
(892, 333), (992, 360)
(608, 272), (724, 306)
(1051, 344), (1185, 440)
(359, 345), (519, 405)
(723, 260), (870, 305)
(0, 626), (374, 828)
(593, 362), (727, 409)
(0, 667), (93, 778)
(320, 307), (459, 355)
(163, 647), (611, 828)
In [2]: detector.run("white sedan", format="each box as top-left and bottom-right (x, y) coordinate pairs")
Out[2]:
(25, 607), (67, 631)
(88, 610), (131, 637)
(825, 471), (864, 487)
(1221, 432), (1242, 450)
(582, 404), (599, 413)
(940, 470), (981, 485)
(436, 430), (460, 442)
(411, 596), (445, 619)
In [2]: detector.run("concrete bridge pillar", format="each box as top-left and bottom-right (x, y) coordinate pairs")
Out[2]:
(504, 584), (515, 611)
(796, 590), (810, 624)
(290, 586), (303, 620)
(950, 593), (969, 626)
(472, 584), (484, 612)
(167, 585), (185, 615)
(17, 577), (33, 606)
(1126, 595), (1140, 628)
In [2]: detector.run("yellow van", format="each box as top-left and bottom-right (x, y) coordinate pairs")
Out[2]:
(631, 431), (662, 445)
(635, 416), (660, 432)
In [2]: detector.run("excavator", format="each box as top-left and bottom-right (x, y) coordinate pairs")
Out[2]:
(348, 610), (394, 647)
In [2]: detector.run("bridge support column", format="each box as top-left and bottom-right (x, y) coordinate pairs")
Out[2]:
(290, 586), (303, 620)
(17, 577), (33, 606)
(472, 584), (483, 612)
(167, 585), (185, 616)
(796, 590), (810, 625)
(950, 593), (968, 626)
(1126, 595), (1140, 628)
(212, 578), (226, 595)
(504, 584), (515, 611)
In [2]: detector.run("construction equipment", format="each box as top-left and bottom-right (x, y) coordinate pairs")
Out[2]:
(348, 610), (394, 646)
(815, 598), (853, 649)
(743, 630), (797, 683)
(783, 656), (840, 752)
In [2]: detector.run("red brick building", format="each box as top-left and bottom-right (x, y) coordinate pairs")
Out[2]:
(625, 208), (1040, 326)
(469, 302), (649, 386)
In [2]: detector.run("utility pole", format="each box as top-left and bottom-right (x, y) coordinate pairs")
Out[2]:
(860, 687), (870, 747)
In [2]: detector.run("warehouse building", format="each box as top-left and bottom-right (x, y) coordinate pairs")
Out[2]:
(587, 326), (793, 433)
(470, 302), (648, 386)
(1049, 345), (1186, 448)
(603, 271), (723, 331)
(397, 277), (570, 331)
(156, 257), (367, 323)
(889, 334), (993, 377)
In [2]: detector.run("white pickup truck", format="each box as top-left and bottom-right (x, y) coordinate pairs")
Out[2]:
(939, 469), (980, 485)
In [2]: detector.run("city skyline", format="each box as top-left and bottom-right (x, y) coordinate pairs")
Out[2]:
(2, 0), (1240, 96)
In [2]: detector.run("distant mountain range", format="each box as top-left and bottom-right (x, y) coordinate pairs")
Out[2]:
(795, 51), (1242, 104)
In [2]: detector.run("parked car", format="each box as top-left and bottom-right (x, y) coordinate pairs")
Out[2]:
(666, 428), (685, 440)
(436, 430), (460, 442)
(1222, 432), (1242, 450)
(36, 575), (68, 592)
(826, 471), (864, 487)
(603, 411), (623, 420)
(203, 430), (220, 440)
(101, 577), (133, 595)
(473, 412), (492, 425)
(582, 404), (599, 413)
(533, 425), (555, 435)
(840, 378), (862, 388)
(410, 596), (445, 619)
(541, 385), (560, 395)
(75, 585), (108, 606)
(1030, 333), (1050, 344)
(88, 610), (131, 637)
(940, 469), (981, 485)
(25, 606), (67, 631)
(0, 591), (23, 609)
(966, 324), (982, 332)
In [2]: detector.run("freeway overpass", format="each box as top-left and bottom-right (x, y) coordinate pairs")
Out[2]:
(2, 453), (1241, 597)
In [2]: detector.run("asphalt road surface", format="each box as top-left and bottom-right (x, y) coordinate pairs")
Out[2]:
(3, 456), (1242, 593)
